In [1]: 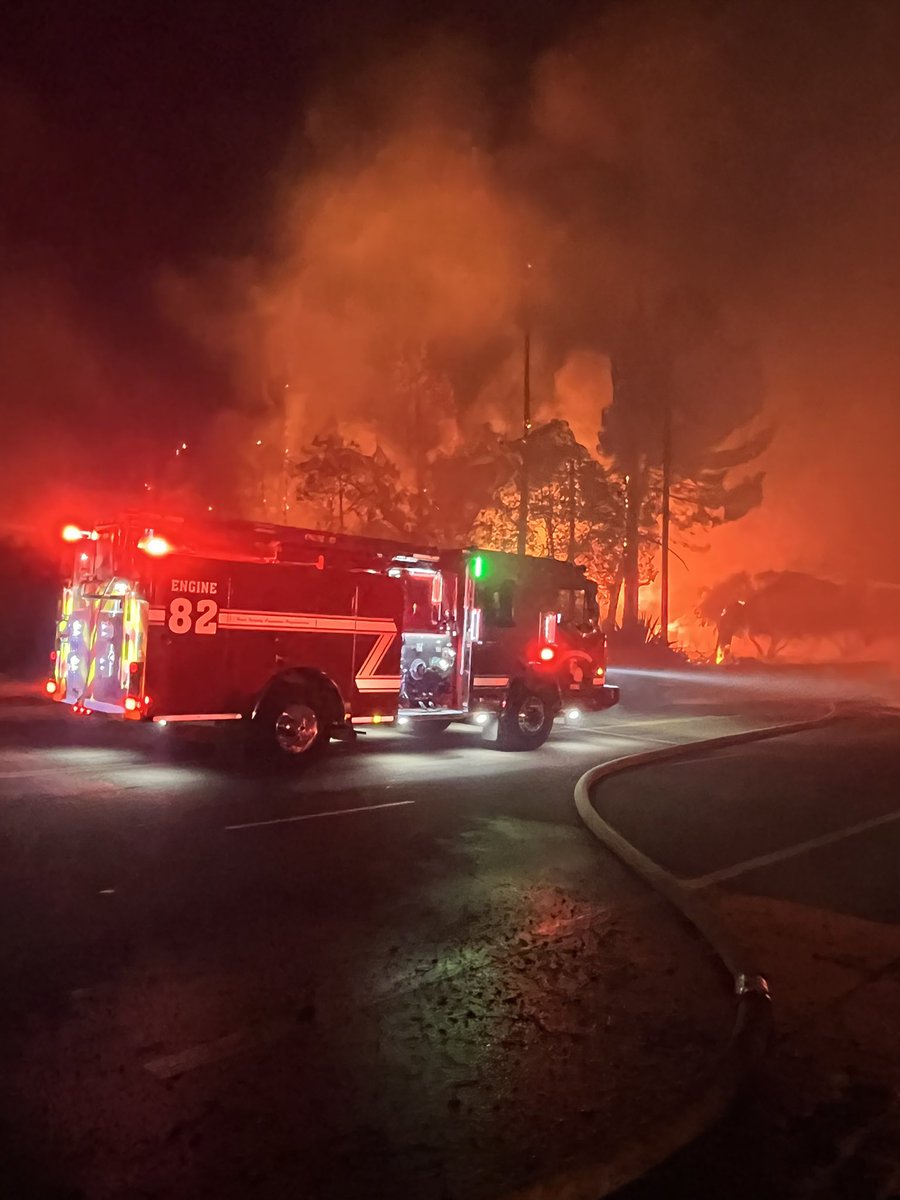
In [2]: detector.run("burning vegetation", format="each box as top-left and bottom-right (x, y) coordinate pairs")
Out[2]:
(4, 2), (900, 662)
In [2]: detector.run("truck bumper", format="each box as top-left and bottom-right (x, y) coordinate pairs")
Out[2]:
(566, 684), (619, 713)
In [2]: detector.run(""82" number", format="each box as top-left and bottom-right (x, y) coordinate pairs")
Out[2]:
(167, 597), (218, 635)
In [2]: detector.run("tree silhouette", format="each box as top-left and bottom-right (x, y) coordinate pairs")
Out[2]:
(600, 292), (770, 632)
(294, 434), (411, 535)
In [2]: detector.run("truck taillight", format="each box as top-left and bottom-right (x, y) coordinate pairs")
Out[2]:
(46, 680), (58, 695)
(539, 646), (556, 663)
(124, 659), (147, 718)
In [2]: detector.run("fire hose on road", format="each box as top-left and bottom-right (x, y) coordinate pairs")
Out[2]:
(505, 705), (849, 1200)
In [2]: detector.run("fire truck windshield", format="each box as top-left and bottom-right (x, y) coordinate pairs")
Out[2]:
(556, 586), (599, 631)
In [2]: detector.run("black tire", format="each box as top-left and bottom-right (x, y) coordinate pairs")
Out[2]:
(253, 685), (330, 763)
(404, 718), (453, 739)
(495, 689), (555, 751)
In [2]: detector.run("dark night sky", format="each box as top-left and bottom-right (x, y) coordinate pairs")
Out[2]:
(4, 0), (900, 595)
(2, 0), (598, 437)
(4, 0), (594, 278)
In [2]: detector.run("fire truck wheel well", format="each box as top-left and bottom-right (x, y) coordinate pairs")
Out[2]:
(252, 670), (346, 730)
(510, 674), (562, 714)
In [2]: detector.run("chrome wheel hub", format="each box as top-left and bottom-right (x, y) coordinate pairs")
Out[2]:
(517, 696), (546, 735)
(275, 704), (319, 754)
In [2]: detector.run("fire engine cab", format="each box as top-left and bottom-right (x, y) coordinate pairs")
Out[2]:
(46, 515), (618, 758)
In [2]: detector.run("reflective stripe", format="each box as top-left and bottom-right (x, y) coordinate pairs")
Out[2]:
(150, 607), (396, 634)
(354, 630), (396, 691)
(218, 610), (395, 634)
(473, 676), (509, 688)
(147, 607), (400, 694)
(152, 713), (243, 723)
(356, 677), (402, 693)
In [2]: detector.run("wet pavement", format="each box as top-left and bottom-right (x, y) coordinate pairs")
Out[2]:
(593, 712), (900, 1199)
(0, 692), (763, 1200)
(2, 679), (890, 1199)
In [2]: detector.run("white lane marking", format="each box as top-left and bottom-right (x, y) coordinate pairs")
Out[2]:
(574, 728), (683, 747)
(607, 714), (762, 733)
(225, 799), (415, 831)
(686, 806), (900, 889)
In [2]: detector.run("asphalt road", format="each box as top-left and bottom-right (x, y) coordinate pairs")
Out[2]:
(590, 705), (900, 1200)
(0, 679), (883, 1200)
(592, 710), (900, 923)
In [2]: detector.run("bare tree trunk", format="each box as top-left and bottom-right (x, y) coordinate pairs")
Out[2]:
(544, 489), (556, 558)
(517, 328), (531, 556)
(414, 392), (424, 536)
(660, 403), (672, 643)
(607, 569), (624, 630)
(765, 636), (785, 660)
(567, 459), (577, 562)
(622, 467), (644, 633)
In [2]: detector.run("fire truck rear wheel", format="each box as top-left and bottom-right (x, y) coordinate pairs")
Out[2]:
(496, 689), (554, 751)
(256, 689), (329, 761)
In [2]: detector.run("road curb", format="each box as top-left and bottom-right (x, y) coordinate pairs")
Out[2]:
(503, 707), (848, 1200)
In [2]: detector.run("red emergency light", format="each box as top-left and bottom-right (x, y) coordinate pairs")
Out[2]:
(62, 525), (99, 543)
(138, 534), (172, 557)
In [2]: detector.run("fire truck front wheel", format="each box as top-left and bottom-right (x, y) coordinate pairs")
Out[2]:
(496, 688), (555, 751)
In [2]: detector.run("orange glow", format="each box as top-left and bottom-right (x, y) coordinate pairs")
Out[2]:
(45, 680), (58, 695)
(539, 646), (556, 662)
(138, 535), (172, 557)
(62, 524), (82, 542)
(124, 696), (139, 712)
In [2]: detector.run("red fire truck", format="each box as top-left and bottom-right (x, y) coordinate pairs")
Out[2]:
(46, 515), (618, 758)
